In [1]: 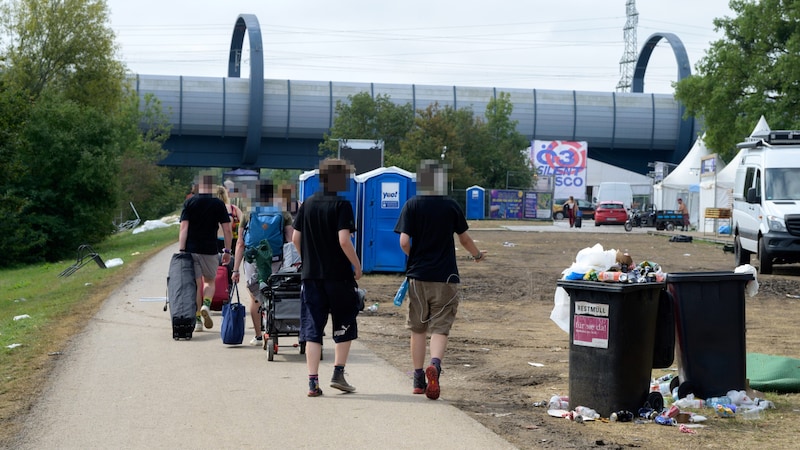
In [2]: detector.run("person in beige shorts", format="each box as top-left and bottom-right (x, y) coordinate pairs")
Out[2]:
(394, 160), (486, 400)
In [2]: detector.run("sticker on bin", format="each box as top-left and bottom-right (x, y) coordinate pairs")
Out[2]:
(573, 301), (609, 349)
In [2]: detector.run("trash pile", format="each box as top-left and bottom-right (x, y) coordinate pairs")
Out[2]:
(540, 375), (775, 429)
(561, 243), (665, 284)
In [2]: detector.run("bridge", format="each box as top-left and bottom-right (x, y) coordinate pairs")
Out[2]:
(134, 14), (698, 175)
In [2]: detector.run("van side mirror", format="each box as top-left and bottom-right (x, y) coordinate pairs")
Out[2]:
(746, 187), (761, 204)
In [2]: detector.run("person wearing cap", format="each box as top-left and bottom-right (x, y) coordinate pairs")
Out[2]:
(677, 198), (689, 231)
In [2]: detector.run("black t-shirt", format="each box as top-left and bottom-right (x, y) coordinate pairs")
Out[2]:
(180, 194), (230, 255)
(394, 195), (469, 282)
(293, 192), (356, 281)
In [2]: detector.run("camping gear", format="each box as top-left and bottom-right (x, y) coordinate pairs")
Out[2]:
(220, 284), (246, 345)
(166, 252), (197, 340)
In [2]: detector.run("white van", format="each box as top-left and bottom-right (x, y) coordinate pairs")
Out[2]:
(595, 182), (633, 212)
(733, 129), (800, 274)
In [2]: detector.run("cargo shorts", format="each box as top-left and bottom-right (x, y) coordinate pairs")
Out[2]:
(406, 279), (460, 335)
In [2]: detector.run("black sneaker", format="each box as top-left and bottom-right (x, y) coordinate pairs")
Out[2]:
(413, 373), (427, 394)
(330, 371), (356, 393)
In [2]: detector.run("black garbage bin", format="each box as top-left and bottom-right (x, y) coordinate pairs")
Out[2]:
(557, 280), (664, 417)
(667, 271), (753, 399)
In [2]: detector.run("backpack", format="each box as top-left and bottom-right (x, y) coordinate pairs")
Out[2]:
(244, 206), (284, 263)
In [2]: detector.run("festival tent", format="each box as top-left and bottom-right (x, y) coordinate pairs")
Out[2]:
(653, 134), (712, 229)
(696, 116), (772, 233)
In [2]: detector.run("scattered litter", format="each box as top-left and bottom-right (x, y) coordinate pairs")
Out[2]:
(528, 362), (545, 367)
(14, 298), (27, 303)
(787, 294), (800, 299)
(480, 347), (491, 351)
(523, 424), (539, 430)
(679, 424), (697, 434)
(105, 258), (124, 268)
(463, 364), (472, 367)
(6, 344), (22, 349)
(683, 253), (691, 257)
(13, 314), (31, 321)
(503, 242), (516, 247)
(48, 352), (62, 356)
(131, 251), (141, 256)
(491, 412), (513, 418)
(132, 219), (175, 234)
(139, 297), (168, 302)
(84, 283), (93, 286)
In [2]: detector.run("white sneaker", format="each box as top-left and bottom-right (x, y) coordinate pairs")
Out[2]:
(194, 318), (203, 332)
(200, 305), (213, 329)
(249, 336), (263, 346)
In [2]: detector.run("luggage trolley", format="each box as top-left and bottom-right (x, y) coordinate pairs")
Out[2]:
(260, 271), (306, 361)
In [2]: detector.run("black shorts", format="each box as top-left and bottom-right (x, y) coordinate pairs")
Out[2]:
(299, 279), (359, 344)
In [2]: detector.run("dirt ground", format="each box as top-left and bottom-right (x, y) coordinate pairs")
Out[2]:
(355, 222), (800, 450)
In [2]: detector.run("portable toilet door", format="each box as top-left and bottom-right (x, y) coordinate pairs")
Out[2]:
(356, 167), (416, 273)
(465, 185), (485, 219)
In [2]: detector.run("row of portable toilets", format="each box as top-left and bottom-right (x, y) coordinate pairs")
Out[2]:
(298, 167), (416, 274)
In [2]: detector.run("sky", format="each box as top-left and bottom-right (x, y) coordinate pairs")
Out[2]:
(105, 0), (734, 94)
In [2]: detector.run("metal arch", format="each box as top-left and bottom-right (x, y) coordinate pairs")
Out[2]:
(632, 32), (694, 156)
(228, 14), (264, 166)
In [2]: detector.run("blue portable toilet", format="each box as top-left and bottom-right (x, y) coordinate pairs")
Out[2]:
(355, 166), (416, 273)
(298, 169), (359, 207)
(465, 185), (485, 219)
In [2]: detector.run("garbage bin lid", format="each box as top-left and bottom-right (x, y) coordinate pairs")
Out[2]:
(666, 271), (753, 283)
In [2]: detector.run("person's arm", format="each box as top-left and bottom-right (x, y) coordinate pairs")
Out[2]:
(220, 222), (232, 264)
(178, 221), (189, 251)
(291, 229), (301, 256)
(399, 232), (411, 256)
(338, 229), (362, 280)
(232, 226), (245, 283)
(457, 231), (486, 262)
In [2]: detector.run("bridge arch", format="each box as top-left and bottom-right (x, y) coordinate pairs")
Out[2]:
(228, 14), (264, 166)
(633, 32), (694, 158)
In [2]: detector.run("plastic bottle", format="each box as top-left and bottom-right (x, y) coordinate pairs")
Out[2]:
(705, 396), (732, 408)
(674, 395), (704, 409)
(548, 395), (569, 410)
(367, 303), (379, 312)
(574, 406), (600, 419)
(393, 278), (409, 306)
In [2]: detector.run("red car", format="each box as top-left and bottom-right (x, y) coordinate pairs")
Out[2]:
(594, 201), (628, 226)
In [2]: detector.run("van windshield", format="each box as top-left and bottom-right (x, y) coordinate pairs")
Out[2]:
(765, 168), (800, 200)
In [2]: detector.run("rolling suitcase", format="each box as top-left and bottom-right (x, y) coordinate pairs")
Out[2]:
(211, 263), (231, 311)
(166, 252), (197, 340)
(575, 216), (582, 228)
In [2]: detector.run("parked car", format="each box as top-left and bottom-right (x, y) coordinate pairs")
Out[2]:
(553, 198), (596, 220)
(594, 201), (628, 226)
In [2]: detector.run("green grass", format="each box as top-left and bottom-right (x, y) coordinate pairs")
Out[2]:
(0, 225), (178, 427)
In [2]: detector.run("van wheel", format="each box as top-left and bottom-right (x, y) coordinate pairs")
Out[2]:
(758, 238), (773, 274)
(734, 235), (751, 266)
(665, 223), (675, 231)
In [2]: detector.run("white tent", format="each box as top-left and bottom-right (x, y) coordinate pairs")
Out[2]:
(696, 116), (772, 233)
(653, 134), (711, 228)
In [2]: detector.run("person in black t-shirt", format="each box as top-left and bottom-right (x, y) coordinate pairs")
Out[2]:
(394, 160), (485, 400)
(292, 159), (362, 397)
(179, 175), (232, 332)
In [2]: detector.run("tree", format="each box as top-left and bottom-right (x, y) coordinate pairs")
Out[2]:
(473, 92), (533, 188)
(1, 0), (125, 112)
(320, 92), (414, 164)
(675, 0), (800, 161)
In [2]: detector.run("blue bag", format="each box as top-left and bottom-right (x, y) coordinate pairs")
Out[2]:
(244, 206), (284, 262)
(221, 284), (246, 345)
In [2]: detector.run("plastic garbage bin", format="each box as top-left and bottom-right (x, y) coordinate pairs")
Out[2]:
(667, 271), (753, 399)
(557, 280), (665, 418)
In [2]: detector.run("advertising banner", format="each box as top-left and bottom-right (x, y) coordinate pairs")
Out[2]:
(489, 189), (523, 219)
(531, 140), (588, 200)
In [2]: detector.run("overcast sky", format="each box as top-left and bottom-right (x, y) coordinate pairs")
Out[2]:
(106, 0), (733, 94)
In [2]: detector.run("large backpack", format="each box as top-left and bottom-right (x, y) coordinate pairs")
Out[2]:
(244, 206), (284, 263)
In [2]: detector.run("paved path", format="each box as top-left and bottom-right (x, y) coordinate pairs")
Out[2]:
(15, 243), (515, 450)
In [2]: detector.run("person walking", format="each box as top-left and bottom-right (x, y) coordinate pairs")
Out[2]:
(677, 198), (689, 231)
(231, 179), (295, 346)
(394, 160), (486, 400)
(292, 159), (362, 397)
(179, 175), (233, 332)
(564, 196), (577, 228)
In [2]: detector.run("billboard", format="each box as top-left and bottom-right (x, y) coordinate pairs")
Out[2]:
(531, 140), (588, 200)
